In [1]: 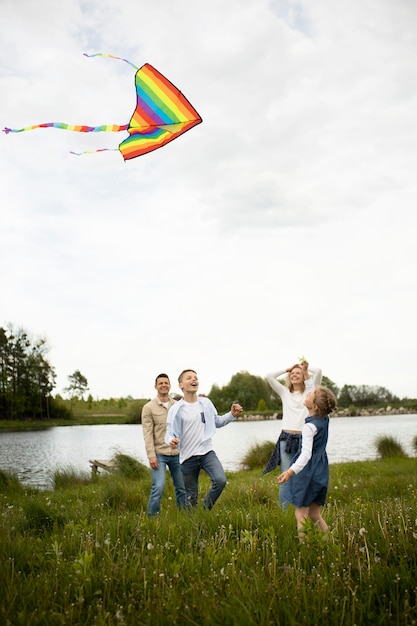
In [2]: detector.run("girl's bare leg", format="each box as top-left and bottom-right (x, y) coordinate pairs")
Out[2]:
(308, 502), (328, 533)
(295, 506), (310, 540)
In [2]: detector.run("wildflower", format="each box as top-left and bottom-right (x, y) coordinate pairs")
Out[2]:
(147, 543), (154, 550)
(359, 527), (367, 537)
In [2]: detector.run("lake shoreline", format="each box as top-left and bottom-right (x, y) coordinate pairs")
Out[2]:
(0, 405), (416, 431)
(1, 414), (416, 489)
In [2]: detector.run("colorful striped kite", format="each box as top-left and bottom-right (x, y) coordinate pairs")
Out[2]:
(3, 53), (202, 161)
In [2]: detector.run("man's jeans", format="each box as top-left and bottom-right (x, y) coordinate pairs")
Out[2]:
(147, 453), (186, 516)
(181, 450), (227, 509)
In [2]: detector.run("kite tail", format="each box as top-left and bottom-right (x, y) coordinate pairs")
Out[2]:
(70, 148), (120, 156)
(3, 123), (129, 134)
(83, 52), (139, 71)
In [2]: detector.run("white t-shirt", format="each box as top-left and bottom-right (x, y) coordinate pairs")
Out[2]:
(179, 400), (213, 463)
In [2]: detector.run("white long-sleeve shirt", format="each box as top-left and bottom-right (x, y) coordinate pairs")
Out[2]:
(289, 422), (317, 474)
(267, 366), (322, 432)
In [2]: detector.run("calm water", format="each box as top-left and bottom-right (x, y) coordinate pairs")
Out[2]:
(0, 414), (416, 489)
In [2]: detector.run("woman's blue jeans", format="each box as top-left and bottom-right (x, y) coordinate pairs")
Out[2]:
(181, 450), (227, 509)
(147, 453), (187, 516)
(279, 439), (299, 510)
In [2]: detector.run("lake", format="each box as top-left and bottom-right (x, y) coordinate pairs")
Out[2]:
(0, 414), (416, 489)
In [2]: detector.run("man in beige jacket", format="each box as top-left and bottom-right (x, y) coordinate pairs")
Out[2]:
(141, 373), (186, 515)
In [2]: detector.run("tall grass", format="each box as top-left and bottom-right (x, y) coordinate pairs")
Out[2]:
(0, 456), (416, 625)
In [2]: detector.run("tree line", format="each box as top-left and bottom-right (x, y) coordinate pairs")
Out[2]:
(0, 324), (410, 421)
(0, 325), (89, 420)
(206, 371), (402, 414)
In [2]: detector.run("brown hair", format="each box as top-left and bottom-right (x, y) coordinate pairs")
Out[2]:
(312, 386), (337, 416)
(178, 369), (197, 383)
(155, 373), (170, 385)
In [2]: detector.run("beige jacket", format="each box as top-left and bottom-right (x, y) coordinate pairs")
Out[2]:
(141, 396), (179, 459)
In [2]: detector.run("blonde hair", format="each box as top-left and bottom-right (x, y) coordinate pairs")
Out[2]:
(312, 386), (337, 416)
(286, 364), (305, 394)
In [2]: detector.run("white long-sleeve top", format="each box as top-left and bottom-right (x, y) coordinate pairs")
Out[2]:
(289, 422), (317, 474)
(266, 366), (322, 432)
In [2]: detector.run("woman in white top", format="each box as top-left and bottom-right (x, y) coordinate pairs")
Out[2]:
(263, 361), (322, 509)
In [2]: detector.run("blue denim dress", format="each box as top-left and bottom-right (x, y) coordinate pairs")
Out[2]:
(287, 416), (329, 507)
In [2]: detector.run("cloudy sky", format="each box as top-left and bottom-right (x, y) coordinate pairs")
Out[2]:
(1, 0), (416, 401)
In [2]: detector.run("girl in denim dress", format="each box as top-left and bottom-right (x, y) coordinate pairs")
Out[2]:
(277, 386), (337, 540)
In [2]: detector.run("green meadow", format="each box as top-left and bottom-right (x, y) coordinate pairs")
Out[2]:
(0, 451), (416, 626)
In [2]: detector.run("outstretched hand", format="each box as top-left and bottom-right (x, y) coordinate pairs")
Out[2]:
(231, 403), (243, 417)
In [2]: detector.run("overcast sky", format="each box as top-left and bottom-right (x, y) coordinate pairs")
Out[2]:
(1, 0), (416, 401)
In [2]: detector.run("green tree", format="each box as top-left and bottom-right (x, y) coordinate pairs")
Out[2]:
(321, 375), (339, 398)
(338, 384), (399, 407)
(0, 324), (56, 419)
(257, 398), (267, 412)
(208, 371), (274, 412)
(64, 370), (89, 415)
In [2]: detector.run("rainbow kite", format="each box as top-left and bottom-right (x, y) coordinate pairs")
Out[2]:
(3, 53), (202, 161)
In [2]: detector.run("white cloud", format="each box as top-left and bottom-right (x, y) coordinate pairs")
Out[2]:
(1, 0), (417, 400)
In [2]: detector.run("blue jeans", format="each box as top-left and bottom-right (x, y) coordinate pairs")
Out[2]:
(147, 454), (187, 516)
(181, 450), (227, 509)
(279, 437), (300, 509)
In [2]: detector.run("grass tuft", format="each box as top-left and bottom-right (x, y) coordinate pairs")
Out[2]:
(241, 440), (275, 469)
(0, 467), (23, 493)
(52, 465), (91, 489)
(375, 435), (407, 458)
(113, 452), (151, 480)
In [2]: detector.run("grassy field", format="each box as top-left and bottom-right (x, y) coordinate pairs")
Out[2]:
(0, 398), (145, 429)
(1, 452), (416, 625)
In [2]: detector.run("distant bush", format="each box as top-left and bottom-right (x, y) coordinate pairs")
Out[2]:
(127, 400), (148, 423)
(49, 397), (72, 420)
(257, 399), (267, 411)
(375, 435), (407, 459)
